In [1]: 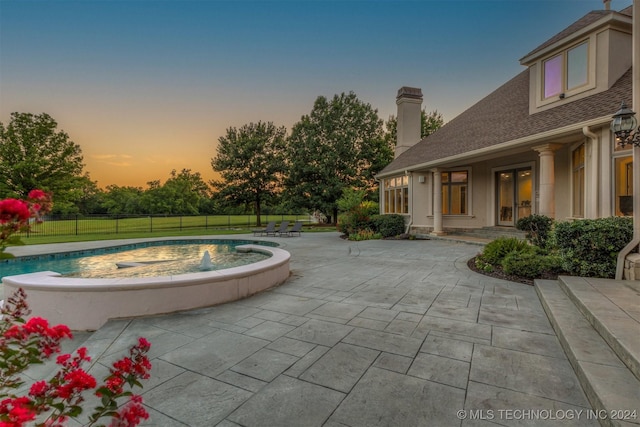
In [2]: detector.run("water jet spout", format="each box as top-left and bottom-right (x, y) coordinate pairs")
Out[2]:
(200, 251), (213, 270)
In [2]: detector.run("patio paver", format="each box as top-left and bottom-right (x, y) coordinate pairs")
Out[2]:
(4, 232), (607, 426)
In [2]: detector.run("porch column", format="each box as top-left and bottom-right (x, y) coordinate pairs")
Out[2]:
(533, 144), (561, 218)
(431, 168), (445, 235)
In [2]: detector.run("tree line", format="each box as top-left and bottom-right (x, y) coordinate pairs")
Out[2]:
(0, 93), (443, 223)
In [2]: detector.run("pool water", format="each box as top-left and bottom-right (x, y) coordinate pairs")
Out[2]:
(0, 240), (274, 279)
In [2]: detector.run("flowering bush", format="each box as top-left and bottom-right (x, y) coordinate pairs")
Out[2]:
(0, 190), (52, 258)
(0, 191), (152, 426)
(0, 289), (152, 426)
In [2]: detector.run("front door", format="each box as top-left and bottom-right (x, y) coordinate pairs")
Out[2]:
(497, 168), (532, 226)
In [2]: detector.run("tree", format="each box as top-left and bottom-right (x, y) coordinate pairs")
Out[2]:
(0, 113), (85, 211)
(211, 121), (287, 225)
(140, 169), (211, 215)
(283, 92), (389, 223)
(384, 109), (445, 148)
(101, 185), (144, 215)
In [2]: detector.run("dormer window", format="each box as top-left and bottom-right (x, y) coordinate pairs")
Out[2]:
(543, 41), (589, 99)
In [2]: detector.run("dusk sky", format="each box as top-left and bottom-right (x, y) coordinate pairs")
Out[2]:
(0, 0), (633, 188)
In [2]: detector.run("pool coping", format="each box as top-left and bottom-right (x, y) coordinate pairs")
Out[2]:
(2, 242), (290, 331)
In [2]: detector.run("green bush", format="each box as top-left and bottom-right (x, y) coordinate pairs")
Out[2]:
(553, 217), (633, 278)
(501, 250), (563, 279)
(338, 202), (378, 236)
(478, 237), (530, 265)
(371, 214), (405, 238)
(348, 229), (382, 241)
(516, 214), (553, 248)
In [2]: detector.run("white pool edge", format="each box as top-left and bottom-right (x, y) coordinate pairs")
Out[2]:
(2, 244), (290, 331)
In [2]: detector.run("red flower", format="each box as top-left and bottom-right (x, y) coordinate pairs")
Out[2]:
(137, 337), (151, 352)
(28, 381), (48, 397)
(108, 395), (149, 427)
(56, 369), (97, 400)
(56, 354), (71, 366)
(0, 396), (37, 426)
(0, 199), (30, 224)
(104, 376), (125, 394)
(27, 190), (47, 201)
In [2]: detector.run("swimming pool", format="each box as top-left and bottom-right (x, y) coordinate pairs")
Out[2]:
(0, 239), (276, 279)
(1, 238), (290, 331)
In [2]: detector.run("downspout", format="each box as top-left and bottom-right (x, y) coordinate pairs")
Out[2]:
(405, 170), (413, 234)
(582, 126), (599, 218)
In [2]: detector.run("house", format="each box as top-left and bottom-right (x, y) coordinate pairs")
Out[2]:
(378, 3), (634, 239)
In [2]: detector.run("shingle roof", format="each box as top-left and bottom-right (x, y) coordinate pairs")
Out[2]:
(380, 67), (632, 175)
(521, 10), (611, 62)
(521, 6), (632, 63)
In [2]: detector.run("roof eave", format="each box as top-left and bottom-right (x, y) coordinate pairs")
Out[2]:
(519, 12), (632, 65)
(376, 115), (612, 178)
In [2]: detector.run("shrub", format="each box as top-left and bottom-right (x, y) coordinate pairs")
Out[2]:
(516, 214), (553, 248)
(553, 217), (633, 278)
(348, 229), (382, 241)
(475, 256), (494, 273)
(338, 203), (378, 236)
(336, 188), (379, 237)
(478, 237), (530, 265)
(371, 214), (405, 238)
(501, 250), (563, 279)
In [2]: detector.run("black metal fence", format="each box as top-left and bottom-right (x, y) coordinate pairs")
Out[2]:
(21, 214), (315, 238)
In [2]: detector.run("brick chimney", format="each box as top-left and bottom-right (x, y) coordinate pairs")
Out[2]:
(395, 87), (423, 158)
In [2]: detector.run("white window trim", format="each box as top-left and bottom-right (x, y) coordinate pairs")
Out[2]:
(490, 162), (536, 226)
(535, 37), (596, 108)
(611, 139), (633, 217)
(432, 167), (473, 217)
(382, 175), (410, 214)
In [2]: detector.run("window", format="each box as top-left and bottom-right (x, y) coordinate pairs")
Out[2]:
(614, 156), (633, 216)
(384, 176), (408, 214)
(441, 171), (468, 215)
(543, 41), (589, 99)
(572, 144), (585, 217)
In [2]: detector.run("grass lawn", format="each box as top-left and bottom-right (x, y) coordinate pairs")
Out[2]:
(17, 224), (337, 246)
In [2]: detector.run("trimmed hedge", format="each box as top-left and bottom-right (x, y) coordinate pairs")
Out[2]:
(554, 217), (633, 278)
(501, 250), (563, 279)
(371, 214), (405, 238)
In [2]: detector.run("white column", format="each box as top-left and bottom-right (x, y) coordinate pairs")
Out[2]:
(533, 144), (561, 218)
(431, 168), (445, 235)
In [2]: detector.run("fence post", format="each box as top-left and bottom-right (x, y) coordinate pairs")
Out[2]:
(180, 216), (183, 231)
(115, 215), (119, 234)
(205, 215), (208, 229)
(150, 216), (153, 233)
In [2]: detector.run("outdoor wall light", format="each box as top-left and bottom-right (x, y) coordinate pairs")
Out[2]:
(611, 101), (640, 147)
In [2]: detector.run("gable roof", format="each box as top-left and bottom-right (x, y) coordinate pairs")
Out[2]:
(521, 7), (632, 64)
(380, 4), (634, 178)
(522, 10), (610, 61)
(379, 67), (632, 176)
